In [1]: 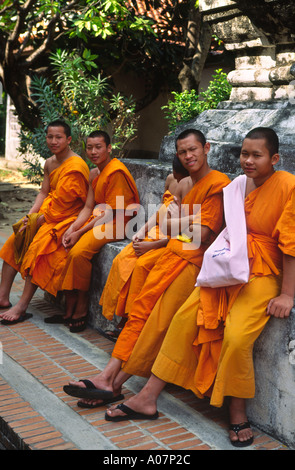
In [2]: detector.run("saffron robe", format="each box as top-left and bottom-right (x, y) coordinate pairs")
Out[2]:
(58, 158), (139, 292)
(12, 213), (43, 265)
(112, 170), (231, 363)
(151, 171), (295, 407)
(0, 156), (89, 296)
(99, 190), (174, 321)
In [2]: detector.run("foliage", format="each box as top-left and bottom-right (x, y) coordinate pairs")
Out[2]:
(0, 0), (189, 130)
(18, 48), (139, 184)
(70, 0), (156, 41)
(161, 69), (232, 132)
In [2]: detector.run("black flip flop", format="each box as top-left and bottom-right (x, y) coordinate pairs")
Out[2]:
(0, 303), (12, 309)
(44, 314), (71, 324)
(63, 379), (114, 400)
(1, 312), (33, 325)
(69, 315), (87, 333)
(229, 421), (254, 447)
(105, 403), (159, 422)
(77, 393), (125, 409)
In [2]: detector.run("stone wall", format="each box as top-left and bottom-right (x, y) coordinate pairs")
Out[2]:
(199, 0), (295, 102)
(159, 100), (295, 175)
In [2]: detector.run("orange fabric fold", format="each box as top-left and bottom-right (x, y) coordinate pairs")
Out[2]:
(0, 156), (90, 296)
(58, 158), (140, 293)
(112, 170), (230, 363)
(99, 190), (174, 321)
(190, 170), (295, 399)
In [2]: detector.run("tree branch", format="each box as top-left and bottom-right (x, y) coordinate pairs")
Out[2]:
(25, 0), (81, 66)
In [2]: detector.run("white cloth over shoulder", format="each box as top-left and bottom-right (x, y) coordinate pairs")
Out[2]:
(196, 174), (249, 288)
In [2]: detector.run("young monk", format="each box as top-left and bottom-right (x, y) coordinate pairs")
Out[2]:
(56, 130), (139, 332)
(104, 127), (295, 448)
(63, 128), (230, 405)
(0, 120), (89, 324)
(99, 155), (189, 334)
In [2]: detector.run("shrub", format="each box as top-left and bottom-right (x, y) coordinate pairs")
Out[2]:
(161, 69), (232, 132)
(18, 48), (139, 184)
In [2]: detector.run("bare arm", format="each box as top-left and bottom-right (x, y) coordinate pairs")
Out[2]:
(132, 210), (159, 242)
(62, 171), (97, 249)
(267, 254), (295, 318)
(133, 238), (169, 257)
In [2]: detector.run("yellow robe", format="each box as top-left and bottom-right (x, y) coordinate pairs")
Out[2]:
(151, 171), (295, 407)
(0, 156), (89, 296)
(112, 170), (231, 363)
(99, 190), (174, 321)
(58, 158), (139, 292)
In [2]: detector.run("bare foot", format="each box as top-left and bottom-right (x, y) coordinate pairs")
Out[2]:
(106, 389), (157, 419)
(77, 392), (124, 407)
(0, 305), (25, 322)
(67, 376), (123, 408)
(69, 374), (121, 395)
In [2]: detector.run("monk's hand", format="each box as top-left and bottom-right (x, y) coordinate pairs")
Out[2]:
(63, 231), (80, 250)
(133, 240), (152, 257)
(134, 227), (146, 240)
(18, 216), (29, 233)
(267, 294), (294, 318)
(62, 227), (74, 248)
(167, 198), (181, 219)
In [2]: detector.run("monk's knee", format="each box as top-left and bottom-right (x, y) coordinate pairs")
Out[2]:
(223, 325), (249, 354)
(67, 245), (87, 265)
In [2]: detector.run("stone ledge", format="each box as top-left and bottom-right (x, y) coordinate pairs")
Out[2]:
(250, 308), (295, 448)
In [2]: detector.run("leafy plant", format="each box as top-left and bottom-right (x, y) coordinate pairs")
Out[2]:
(18, 48), (139, 183)
(110, 94), (139, 157)
(71, 0), (156, 42)
(161, 69), (232, 132)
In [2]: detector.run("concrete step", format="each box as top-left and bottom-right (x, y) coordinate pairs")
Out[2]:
(0, 288), (289, 452)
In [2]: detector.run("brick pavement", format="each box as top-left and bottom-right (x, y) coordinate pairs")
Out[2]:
(0, 227), (290, 451)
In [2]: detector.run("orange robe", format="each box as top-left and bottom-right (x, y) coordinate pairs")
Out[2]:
(99, 190), (174, 321)
(112, 170), (231, 363)
(151, 171), (295, 406)
(58, 158), (139, 292)
(0, 156), (89, 296)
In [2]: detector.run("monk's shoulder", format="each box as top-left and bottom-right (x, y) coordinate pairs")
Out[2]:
(274, 170), (295, 186)
(209, 170), (231, 184)
(45, 156), (58, 174)
(178, 176), (193, 200)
